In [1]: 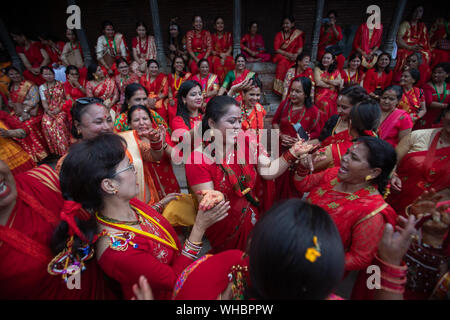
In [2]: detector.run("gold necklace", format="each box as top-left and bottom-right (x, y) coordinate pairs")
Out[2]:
(96, 212), (141, 226)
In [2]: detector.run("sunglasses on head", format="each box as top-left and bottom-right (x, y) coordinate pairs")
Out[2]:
(76, 97), (104, 105)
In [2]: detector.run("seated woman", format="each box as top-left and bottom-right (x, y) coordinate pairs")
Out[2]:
(388, 105), (450, 216)
(318, 11), (344, 70)
(39, 66), (71, 156)
(314, 52), (343, 119)
(10, 29), (50, 86)
(130, 22), (157, 77)
(272, 76), (324, 201)
(166, 56), (192, 125)
(114, 58), (139, 106)
(210, 17), (235, 83)
(0, 160), (115, 299)
(38, 32), (66, 82)
(379, 85), (413, 148)
(218, 54), (255, 101)
(185, 95), (317, 253)
(240, 21), (271, 63)
(419, 62), (450, 129)
(429, 17), (450, 69)
(139, 60), (168, 122)
(273, 16), (304, 96)
(398, 68), (427, 124)
(341, 52), (363, 88)
(114, 83), (148, 132)
(0, 110), (35, 175)
(62, 65), (86, 123)
(96, 20), (129, 77)
(191, 59), (219, 109)
(51, 133), (229, 300)
(352, 14), (383, 70)
(186, 15), (212, 75)
(86, 63), (119, 120)
(395, 5), (431, 76)
(167, 20), (189, 64)
(6, 66), (48, 162)
(282, 52), (314, 101)
(393, 52), (431, 89)
(61, 29), (87, 82)
(316, 85), (369, 147)
(294, 136), (398, 275)
(362, 52), (393, 100)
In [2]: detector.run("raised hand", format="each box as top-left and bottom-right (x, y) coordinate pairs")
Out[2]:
(289, 139), (318, 159)
(195, 200), (230, 230)
(196, 190), (225, 211)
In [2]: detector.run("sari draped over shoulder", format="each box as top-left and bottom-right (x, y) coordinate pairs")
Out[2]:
(429, 19), (450, 68)
(86, 77), (119, 113)
(139, 73), (169, 123)
(398, 86), (425, 123)
(210, 32), (235, 83)
(166, 72), (192, 126)
(192, 73), (219, 105)
(418, 82), (450, 129)
(186, 30), (212, 75)
(240, 33), (271, 62)
(379, 109), (413, 148)
(315, 68), (341, 118)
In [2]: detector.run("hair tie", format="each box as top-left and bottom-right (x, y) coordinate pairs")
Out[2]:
(60, 200), (90, 243)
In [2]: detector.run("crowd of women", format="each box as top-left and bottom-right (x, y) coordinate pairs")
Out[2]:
(0, 5), (449, 301)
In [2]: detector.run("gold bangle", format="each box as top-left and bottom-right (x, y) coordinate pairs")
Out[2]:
(405, 204), (412, 217)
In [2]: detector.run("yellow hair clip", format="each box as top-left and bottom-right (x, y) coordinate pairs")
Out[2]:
(305, 236), (321, 263)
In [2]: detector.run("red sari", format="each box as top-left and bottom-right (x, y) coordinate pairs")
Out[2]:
(318, 24), (344, 61)
(379, 109), (413, 148)
(395, 21), (432, 75)
(429, 19), (450, 68)
(139, 72), (169, 122)
(352, 24), (383, 69)
(419, 82), (450, 129)
(210, 32), (235, 83)
(0, 165), (114, 299)
(273, 29), (304, 95)
(9, 80), (48, 162)
(272, 99), (324, 200)
(62, 81), (85, 124)
(166, 72), (192, 126)
(86, 78), (119, 113)
(114, 73), (139, 105)
(362, 68), (393, 94)
(387, 129), (450, 215)
(393, 63), (431, 89)
(240, 33), (271, 62)
(96, 198), (191, 300)
(191, 73), (219, 106)
(40, 81), (71, 156)
(16, 42), (46, 85)
(314, 68), (341, 118)
(295, 167), (397, 271)
(186, 30), (212, 75)
(398, 86), (425, 123)
(341, 69), (363, 87)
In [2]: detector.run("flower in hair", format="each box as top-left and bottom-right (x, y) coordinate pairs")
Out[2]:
(305, 236), (321, 263)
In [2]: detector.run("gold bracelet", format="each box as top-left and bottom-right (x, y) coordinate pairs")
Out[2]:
(404, 204), (412, 217)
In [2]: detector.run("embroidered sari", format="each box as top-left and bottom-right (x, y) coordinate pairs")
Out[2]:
(362, 68), (393, 94)
(130, 36), (156, 77)
(314, 68), (341, 118)
(272, 99), (324, 200)
(138, 72), (169, 123)
(295, 167), (397, 272)
(240, 33), (271, 62)
(273, 29), (304, 95)
(186, 30), (212, 75)
(282, 67), (315, 100)
(114, 72), (139, 105)
(352, 24), (383, 69)
(39, 81), (71, 156)
(96, 33), (130, 73)
(221, 69), (255, 102)
(395, 21), (432, 74)
(0, 165), (114, 299)
(166, 72), (192, 126)
(0, 111), (35, 175)
(62, 81), (85, 124)
(16, 41), (46, 85)
(191, 73), (219, 105)
(379, 109), (413, 148)
(387, 128), (450, 215)
(398, 86), (425, 123)
(418, 82), (450, 129)
(96, 197), (190, 300)
(86, 77), (119, 113)
(9, 80), (48, 162)
(341, 69), (363, 87)
(429, 19), (450, 68)
(209, 32), (235, 83)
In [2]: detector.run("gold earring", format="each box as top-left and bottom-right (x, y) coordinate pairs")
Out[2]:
(365, 175), (372, 181)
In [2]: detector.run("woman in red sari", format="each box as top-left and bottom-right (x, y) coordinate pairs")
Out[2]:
(86, 64), (120, 119)
(362, 52), (393, 100)
(185, 95), (316, 253)
(419, 63), (450, 129)
(0, 111), (35, 175)
(10, 30), (50, 86)
(6, 67), (48, 162)
(429, 17), (450, 69)
(272, 77), (324, 201)
(395, 5), (432, 75)
(393, 52), (431, 89)
(282, 52), (315, 101)
(166, 56), (192, 126)
(273, 16), (304, 96)
(210, 17), (235, 83)
(186, 15), (212, 75)
(62, 65), (86, 123)
(218, 54), (256, 101)
(379, 85), (413, 148)
(115, 83), (152, 132)
(0, 160), (115, 299)
(314, 52), (343, 119)
(39, 66), (71, 156)
(341, 52), (363, 88)
(191, 59), (219, 109)
(38, 32), (66, 82)
(388, 106), (450, 216)
(398, 68), (427, 124)
(114, 58), (139, 106)
(240, 21), (271, 63)
(352, 16), (383, 70)
(51, 133), (228, 299)
(318, 11), (344, 67)
(61, 29), (87, 82)
(131, 22), (157, 77)
(295, 137), (397, 276)
(139, 60), (169, 122)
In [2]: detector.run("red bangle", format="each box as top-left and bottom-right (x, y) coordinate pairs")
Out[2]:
(380, 278), (406, 294)
(282, 149), (298, 164)
(374, 254), (407, 278)
(150, 139), (163, 151)
(380, 274), (407, 285)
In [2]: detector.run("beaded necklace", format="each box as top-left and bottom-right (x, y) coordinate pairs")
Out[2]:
(432, 82), (447, 103)
(287, 103), (306, 126)
(174, 73), (182, 91)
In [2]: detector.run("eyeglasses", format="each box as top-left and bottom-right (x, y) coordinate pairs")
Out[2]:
(76, 97), (104, 105)
(111, 163), (136, 177)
